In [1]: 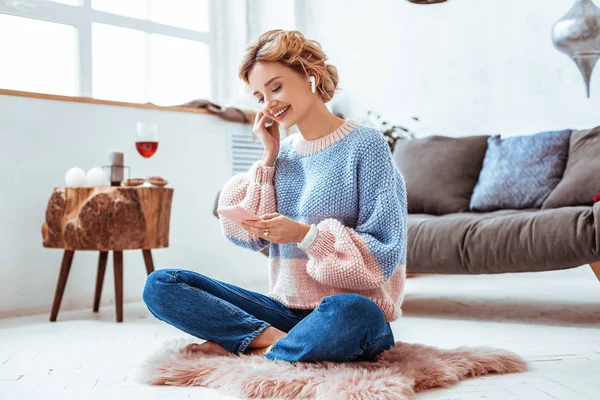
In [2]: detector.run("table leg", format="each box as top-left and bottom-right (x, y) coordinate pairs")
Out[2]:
(113, 251), (124, 323)
(50, 250), (75, 322)
(93, 251), (108, 312)
(142, 250), (155, 275)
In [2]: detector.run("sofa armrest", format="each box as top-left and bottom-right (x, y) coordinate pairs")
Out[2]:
(593, 201), (600, 258)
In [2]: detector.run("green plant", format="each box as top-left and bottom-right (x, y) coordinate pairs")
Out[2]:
(363, 110), (419, 152)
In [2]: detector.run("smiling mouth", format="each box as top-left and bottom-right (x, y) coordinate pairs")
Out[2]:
(273, 106), (290, 119)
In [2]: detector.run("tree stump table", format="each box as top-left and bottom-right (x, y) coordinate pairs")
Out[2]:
(42, 186), (174, 322)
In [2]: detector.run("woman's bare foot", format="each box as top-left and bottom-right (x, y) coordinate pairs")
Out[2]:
(183, 340), (231, 356)
(244, 343), (274, 356)
(248, 326), (286, 348)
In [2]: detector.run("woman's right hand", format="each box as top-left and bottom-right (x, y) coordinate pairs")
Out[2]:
(253, 111), (280, 165)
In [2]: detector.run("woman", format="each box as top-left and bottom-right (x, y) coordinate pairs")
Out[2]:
(143, 30), (408, 363)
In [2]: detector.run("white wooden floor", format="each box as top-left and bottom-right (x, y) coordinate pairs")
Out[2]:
(1, 265), (599, 400)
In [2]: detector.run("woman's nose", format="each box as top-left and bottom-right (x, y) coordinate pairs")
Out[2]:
(261, 106), (270, 116)
(262, 101), (278, 116)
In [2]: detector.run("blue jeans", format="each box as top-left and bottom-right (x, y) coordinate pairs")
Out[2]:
(142, 269), (395, 363)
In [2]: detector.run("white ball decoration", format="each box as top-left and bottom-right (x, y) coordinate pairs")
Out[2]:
(86, 167), (108, 187)
(65, 167), (87, 187)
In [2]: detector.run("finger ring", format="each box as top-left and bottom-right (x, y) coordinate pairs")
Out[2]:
(263, 229), (269, 237)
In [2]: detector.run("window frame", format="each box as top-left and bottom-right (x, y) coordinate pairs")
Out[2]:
(0, 0), (217, 104)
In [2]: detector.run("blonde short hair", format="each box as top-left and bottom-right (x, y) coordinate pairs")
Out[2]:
(239, 30), (339, 102)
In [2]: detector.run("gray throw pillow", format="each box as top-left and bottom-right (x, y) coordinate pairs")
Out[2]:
(393, 135), (490, 215)
(542, 126), (600, 208)
(469, 129), (572, 211)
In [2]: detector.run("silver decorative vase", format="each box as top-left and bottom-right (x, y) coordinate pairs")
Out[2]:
(552, 0), (600, 98)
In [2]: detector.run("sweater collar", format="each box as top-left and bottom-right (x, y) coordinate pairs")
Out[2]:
(292, 119), (360, 157)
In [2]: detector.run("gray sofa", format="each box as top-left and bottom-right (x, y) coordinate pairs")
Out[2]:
(214, 126), (600, 280)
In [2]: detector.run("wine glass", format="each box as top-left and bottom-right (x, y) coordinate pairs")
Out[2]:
(135, 122), (159, 185)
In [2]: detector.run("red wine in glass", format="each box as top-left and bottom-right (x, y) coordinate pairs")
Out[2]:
(136, 122), (159, 184)
(136, 141), (159, 158)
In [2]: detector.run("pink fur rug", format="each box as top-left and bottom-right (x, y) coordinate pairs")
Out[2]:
(135, 339), (527, 399)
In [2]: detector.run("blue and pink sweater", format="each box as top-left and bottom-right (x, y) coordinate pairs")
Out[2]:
(218, 119), (408, 321)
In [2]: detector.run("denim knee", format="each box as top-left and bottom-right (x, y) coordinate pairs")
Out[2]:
(321, 293), (386, 322)
(143, 269), (178, 313)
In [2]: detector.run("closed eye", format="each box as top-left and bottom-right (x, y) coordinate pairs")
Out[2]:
(256, 85), (281, 104)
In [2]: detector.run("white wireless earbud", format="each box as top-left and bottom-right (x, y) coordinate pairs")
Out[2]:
(309, 75), (316, 94)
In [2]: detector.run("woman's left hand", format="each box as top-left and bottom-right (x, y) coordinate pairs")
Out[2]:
(241, 213), (310, 245)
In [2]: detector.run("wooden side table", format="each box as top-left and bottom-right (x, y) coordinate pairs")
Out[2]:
(42, 186), (174, 322)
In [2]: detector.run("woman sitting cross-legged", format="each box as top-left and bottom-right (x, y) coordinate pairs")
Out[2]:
(143, 29), (408, 363)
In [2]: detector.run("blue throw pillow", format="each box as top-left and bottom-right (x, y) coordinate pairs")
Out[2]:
(469, 129), (572, 211)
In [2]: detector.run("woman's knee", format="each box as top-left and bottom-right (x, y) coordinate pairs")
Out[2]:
(320, 293), (385, 322)
(143, 269), (179, 312)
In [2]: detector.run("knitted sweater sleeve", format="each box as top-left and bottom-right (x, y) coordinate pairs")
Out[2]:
(304, 136), (408, 290)
(218, 160), (277, 252)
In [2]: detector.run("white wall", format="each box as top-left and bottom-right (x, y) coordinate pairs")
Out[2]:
(0, 94), (269, 318)
(301, 0), (599, 136)
(3, 0), (598, 318)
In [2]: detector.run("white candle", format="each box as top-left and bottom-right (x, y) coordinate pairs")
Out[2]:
(65, 167), (86, 187)
(86, 167), (108, 187)
(108, 149), (124, 182)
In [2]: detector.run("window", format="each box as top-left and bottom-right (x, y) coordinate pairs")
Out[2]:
(0, 0), (211, 105)
(148, 34), (210, 105)
(92, 23), (146, 103)
(92, 0), (147, 19)
(0, 14), (77, 96)
(48, 0), (80, 5)
(149, 0), (209, 32)
(49, 1), (80, 5)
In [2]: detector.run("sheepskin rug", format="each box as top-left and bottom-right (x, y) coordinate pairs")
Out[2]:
(135, 339), (527, 399)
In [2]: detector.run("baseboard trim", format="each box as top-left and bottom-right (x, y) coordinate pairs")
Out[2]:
(0, 295), (142, 319)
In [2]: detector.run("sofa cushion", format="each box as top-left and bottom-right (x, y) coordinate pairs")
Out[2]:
(469, 130), (571, 212)
(406, 204), (600, 274)
(392, 135), (489, 215)
(542, 126), (600, 209)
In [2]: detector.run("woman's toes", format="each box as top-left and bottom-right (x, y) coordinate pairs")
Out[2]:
(205, 341), (232, 355)
(183, 341), (231, 356)
(182, 343), (203, 353)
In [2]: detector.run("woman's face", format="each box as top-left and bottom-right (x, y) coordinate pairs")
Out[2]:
(247, 61), (315, 129)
